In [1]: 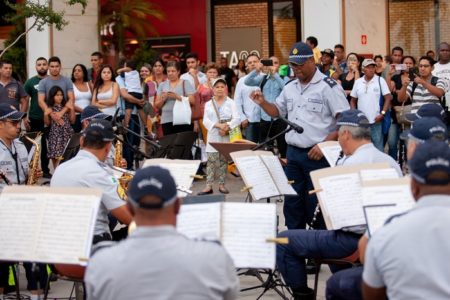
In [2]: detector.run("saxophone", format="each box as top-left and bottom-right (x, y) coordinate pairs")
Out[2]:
(22, 133), (42, 185)
(114, 139), (133, 200)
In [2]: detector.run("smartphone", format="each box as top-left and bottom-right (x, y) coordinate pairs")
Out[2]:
(261, 59), (273, 67)
(395, 64), (407, 71)
(409, 67), (419, 81)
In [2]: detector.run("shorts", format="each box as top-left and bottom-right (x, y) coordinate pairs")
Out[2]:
(125, 92), (143, 110)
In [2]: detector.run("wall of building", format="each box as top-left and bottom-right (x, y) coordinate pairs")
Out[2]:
(26, 0), (99, 77)
(302, 0), (342, 50)
(344, 0), (388, 56)
(389, 0), (450, 58)
(214, 2), (269, 64)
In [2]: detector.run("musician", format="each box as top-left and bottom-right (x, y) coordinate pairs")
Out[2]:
(85, 166), (239, 300)
(363, 141), (450, 299)
(275, 109), (401, 300)
(326, 115), (448, 300)
(0, 103), (46, 300)
(50, 119), (132, 243)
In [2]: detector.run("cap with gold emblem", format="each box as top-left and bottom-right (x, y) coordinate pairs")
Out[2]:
(288, 41), (314, 65)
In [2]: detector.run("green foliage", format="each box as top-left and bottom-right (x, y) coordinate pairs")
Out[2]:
(133, 43), (158, 69)
(0, 0), (87, 59)
(100, 0), (165, 53)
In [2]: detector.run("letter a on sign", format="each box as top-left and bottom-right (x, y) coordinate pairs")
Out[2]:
(361, 35), (367, 45)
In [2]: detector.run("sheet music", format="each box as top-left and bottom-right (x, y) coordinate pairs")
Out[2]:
(0, 189), (100, 265)
(143, 159), (201, 197)
(177, 203), (221, 241)
(233, 156), (279, 200)
(318, 173), (365, 229)
(260, 155), (296, 195)
(318, 141), (342, 167)
(221, 203), (276, 269)
(360, 168), (399, 181)
(363, 205), (402, 236)
(362, 182), (415, 235)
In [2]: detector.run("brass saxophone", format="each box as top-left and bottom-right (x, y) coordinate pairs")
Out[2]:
(22, 133), (42, 185)
(114, 140), (133, 200)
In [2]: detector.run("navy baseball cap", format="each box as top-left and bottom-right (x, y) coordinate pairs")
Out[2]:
(405, 103), (445, 122)
(336, 109), (370, 128)
(400, 117), (448, 142)
(408, 140), (450, 185)
(288, 42), (314, 65)
(82, 119), (115, 142)
(128, 166), (177, 209)
(0, 103), (26, 121)
(81, 105), (111, 122)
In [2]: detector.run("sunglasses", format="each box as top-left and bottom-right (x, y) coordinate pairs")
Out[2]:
(4, 119), (21, 126)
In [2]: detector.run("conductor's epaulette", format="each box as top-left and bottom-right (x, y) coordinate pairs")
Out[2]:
(323, 77), (337, 88)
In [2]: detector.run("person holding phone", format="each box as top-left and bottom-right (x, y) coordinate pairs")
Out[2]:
(397, 56), (446, 114)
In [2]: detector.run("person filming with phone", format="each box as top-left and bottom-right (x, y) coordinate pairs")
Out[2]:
(397, 56), (446, 114)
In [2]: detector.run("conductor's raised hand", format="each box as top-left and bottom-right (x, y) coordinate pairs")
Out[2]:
(250, 89), (265, 105)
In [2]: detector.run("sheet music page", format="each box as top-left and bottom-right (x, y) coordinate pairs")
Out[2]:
(361, 183), (415, 236)
(177, 203), (221, 241)
(233, 156), (279, 200)
(143, 159), (201, 197)
(318, 141), (342, 167)
(34, 194), (100, 265)
(260, 155), (296, 195)
(363, 205), (404, 236)
(360, 168), (399, 181)
(318, 173), (365, 229)
(0, 190), (100, 265)
(221, 202), (276, 269)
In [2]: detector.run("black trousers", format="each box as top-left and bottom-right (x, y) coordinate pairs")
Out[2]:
(28, 118), (50, 174)
(162, 122), (194, 136)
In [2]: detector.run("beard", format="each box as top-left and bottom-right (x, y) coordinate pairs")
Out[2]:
(37, 70), (48, 76)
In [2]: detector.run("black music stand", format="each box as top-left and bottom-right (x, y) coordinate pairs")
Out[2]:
(183, 194), (225, 204)
(154, 131), (197, 159)
(59, 133), (82, 164)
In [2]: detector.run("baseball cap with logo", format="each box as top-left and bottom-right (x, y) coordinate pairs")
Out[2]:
(337, 109), (370, 128)
(408, 140), (450, 185)
(400, 117), (448, 142)
(405, 103), (445, 122)
(82, 119), (115, 142)
(288, 42), (314, 65)
(0, 103), (26, 121)
(81, 105), (111, 122)
(127, 166), (178, 209)
(362, 59), (377, 68)
(321, 48), (335, 59)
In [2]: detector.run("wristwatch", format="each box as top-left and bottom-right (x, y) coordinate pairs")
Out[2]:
(381, 110), (386, 116)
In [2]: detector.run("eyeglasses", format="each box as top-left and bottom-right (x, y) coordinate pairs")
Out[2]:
(4, 120), (21, 126)
(419, 64), (431, 68)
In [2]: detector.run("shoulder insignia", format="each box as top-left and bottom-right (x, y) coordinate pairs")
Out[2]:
(323, 77), (338, 88)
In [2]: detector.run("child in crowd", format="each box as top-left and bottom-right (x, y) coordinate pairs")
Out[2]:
(117, 60), (147, 129)
(44, 85), (75, 169)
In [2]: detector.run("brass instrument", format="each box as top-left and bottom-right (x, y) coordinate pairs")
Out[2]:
(114, 139), (133, 200)
(22, 133), (42, 185)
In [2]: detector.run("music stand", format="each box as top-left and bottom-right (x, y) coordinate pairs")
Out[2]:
(153, 134), (177, 158)
(183, 194), (225, 204)
(209, 141), (256, 162)
(170, 131), (197, 159)
(59, 133), (82, 164)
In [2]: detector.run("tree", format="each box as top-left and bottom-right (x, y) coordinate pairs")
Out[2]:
(0, 0), (87, 59)
(100, 0), (164, 55)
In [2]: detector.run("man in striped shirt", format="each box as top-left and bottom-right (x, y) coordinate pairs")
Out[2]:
(398, 56), (447, 113)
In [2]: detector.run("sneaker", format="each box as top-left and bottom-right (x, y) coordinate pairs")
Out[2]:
(43, 172), (52, 179)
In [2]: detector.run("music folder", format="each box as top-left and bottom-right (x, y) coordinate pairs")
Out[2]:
(176, 202), (277, 269)
(209, 141), (256, 162)
(230, 150), (296, 201)
(317, 141), (342, 167)
(310, 163), (404, 230)
(0, 186), (101, 266)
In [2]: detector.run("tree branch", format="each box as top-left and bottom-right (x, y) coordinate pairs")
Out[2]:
(0, 18), (38, 59)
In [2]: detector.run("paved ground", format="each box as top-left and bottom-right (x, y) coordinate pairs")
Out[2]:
(10, 171), (331, 300)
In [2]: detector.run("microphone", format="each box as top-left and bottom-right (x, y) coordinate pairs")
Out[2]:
(278, 116), (304, 134)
